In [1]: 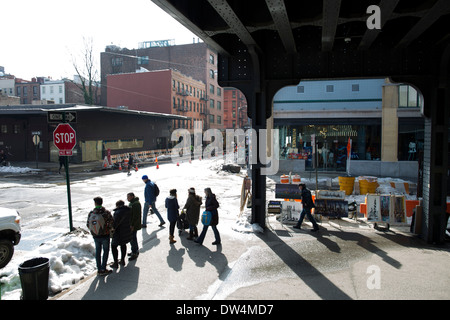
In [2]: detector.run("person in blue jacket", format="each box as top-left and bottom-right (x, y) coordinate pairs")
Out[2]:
(142, 175), (165, 227)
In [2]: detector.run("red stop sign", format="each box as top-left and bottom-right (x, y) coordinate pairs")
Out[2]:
(53, 123), (77, 156)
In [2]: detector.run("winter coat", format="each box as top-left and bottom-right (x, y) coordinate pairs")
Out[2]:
(301, 188), (315, 210)
(86, 206), (114, 238)
(144, 180), (157, 203)
(111, 206), (132, 246)
(128, 196), (142, 231)
(165, 196), (180, 222)
(205, 194), (219, 226)
(184, 194), (202, 225)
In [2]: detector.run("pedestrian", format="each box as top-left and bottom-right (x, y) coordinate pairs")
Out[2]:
(111, 200), (132, 268)
(293, 183), (319, 232)
(183, 187), (202, 240)
(127, 192), (142, 261)
(86, 196), (114, 276)
(142, 175), (165, 227)
(195, 188), (221, 245)
(127, 154), (134, 176)
(165, 189), (180, 244)
(58, 156), (66, 174)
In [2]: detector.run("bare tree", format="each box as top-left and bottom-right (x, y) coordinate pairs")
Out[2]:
(71, 37), (100, 105)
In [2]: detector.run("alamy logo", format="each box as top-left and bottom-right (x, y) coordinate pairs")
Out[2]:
(367, 5), (381, 30)
(366, 265), (381, 289)
(170, 123), (279, 175)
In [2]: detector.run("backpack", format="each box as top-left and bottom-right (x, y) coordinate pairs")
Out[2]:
(153, 182), (160, 197)
(88, 211), (106, 235)
(201, 211), (212, 226)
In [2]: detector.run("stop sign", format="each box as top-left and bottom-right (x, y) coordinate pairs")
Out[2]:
(53, 123), (77, 156)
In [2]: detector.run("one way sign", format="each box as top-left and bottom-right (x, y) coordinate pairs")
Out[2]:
(47, 111), (77, 123)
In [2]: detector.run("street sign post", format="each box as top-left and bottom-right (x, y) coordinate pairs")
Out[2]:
(53, 123), (77, 156)
(52, 122), (76, 231)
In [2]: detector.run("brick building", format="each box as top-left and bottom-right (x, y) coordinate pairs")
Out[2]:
(107, 69), (208, 134)
(15, 78), (42, 104)
(223, 87), (248, 129)
(100, 41), (224, 130)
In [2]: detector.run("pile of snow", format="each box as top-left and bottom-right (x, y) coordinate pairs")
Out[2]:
(0, 166), (42, 174)
(0, 229), (95, 300)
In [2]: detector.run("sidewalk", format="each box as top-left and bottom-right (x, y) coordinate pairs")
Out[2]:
(55, 214), (450, 300)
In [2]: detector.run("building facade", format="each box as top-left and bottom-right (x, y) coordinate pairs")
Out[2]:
(107, 69), (207, 135)
(0, 104), (186, 163)
(100, 41), (224, 130)
(223, 88), (248, 129)
(15, 78), (42, 104)
(273, 78), (424, 178)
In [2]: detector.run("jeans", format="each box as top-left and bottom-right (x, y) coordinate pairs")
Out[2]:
(142, 201), (165, 225)
(94, 236), (110, 271)
(296, 208), (319, 230)
(196, 224), (221, 244)
(130, 230), (139, 254)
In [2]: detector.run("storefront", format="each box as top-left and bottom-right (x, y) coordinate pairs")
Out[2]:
(276, 119), (381, 172)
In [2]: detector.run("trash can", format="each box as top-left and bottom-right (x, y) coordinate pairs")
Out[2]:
(18, 257), (49, 300)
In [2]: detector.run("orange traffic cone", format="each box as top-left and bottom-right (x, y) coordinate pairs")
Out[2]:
(135, 164), (138, 171)
(156, 163), (159, 169)
(177, 162), (179, 166)
(118, 163), (122, 171)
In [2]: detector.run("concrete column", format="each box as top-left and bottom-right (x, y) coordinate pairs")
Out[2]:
(381, 79), (399, 162)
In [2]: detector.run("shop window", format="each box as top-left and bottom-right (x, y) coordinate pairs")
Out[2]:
(399, 85), (421, 108)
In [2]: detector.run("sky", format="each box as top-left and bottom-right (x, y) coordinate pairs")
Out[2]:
(1, 0), (198, 81)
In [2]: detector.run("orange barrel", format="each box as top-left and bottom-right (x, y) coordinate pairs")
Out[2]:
(280, 175), (290, 184)
(292, 175), (301, 184)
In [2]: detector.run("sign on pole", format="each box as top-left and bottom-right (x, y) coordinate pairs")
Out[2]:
(52, 122), (76, 231)
(53, 123), (77, 156)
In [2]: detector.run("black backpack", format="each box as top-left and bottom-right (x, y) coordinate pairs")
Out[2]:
(153, 182), (160, 197)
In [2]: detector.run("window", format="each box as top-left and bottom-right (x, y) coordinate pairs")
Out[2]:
(209, 69), (215, 79)
(112, 57), (123, 66)
(16, 87), (21, 95)
(138, 56), (149, 65)
(173, 80), (176, 89)
(209, 54), (215, 65)
(217, 87), (221, 96)
(23, 87), (27, 96)
(297, 86), (304, 93)
(13, 124), (20, 134)
(210, 99), (215, 108)
(209, 115), (215, 123)
(352, 84), (360, 92)
(209, 84), (214, 94)
(326, 85), (334, 92)
(59, 85), (63, 94)
(217, 101), (221, 110)
(399, 85), (421, 108)
(1, 125), (7, 133)
(33, 86), (38, 95)
(217, 116), (221, 124)
(50, 86), (54, 94)
(42, 87), (46, 94)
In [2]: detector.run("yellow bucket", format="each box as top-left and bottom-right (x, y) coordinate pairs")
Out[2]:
(338, 176), (355, 195)
(359, 178), (379, 194)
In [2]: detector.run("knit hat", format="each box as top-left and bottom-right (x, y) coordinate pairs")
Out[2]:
(188, 188), (195, 193)
(142, 175), (149, 180)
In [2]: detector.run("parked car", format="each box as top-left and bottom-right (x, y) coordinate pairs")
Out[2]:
(0, 207), (21, 268)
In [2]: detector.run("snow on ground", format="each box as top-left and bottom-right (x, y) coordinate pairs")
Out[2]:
(0, 158), (417, 300)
